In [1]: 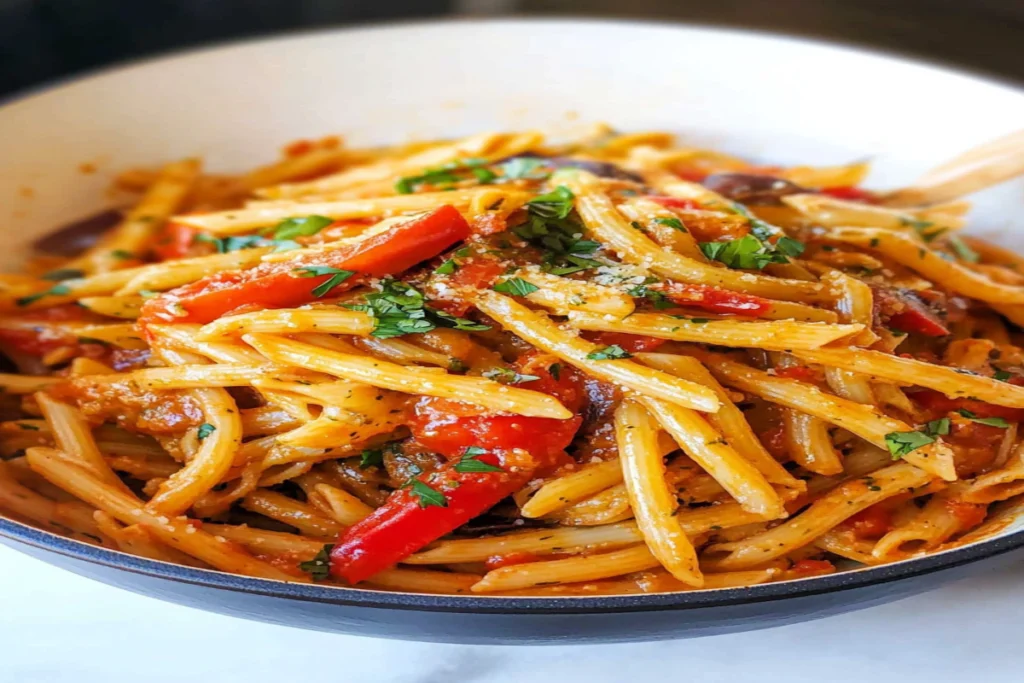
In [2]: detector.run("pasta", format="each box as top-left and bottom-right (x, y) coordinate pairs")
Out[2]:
(1, 126), (1022, 596)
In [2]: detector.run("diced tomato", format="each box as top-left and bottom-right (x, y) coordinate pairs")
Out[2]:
(643, 196), (700, 210)
(658, 282), (772, 316)
(874, 287), (949, 337)
(819, 186), (877, 203)
(430, 257), (507, 317)
(484, 551), (541, 570)
(844, 505), (892, 540)
(910, 389), (1024, 422)
(138, 205), (470, 328)
(945, 499), (987, 529)
(788, 559), (836, 578)
(151, 223), (202, 261)
(588, 332), (667, 354)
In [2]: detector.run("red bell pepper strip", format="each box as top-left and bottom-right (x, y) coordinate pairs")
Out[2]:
(151, 223), (202, 261)
(643, 196), (700, 210)
(657, 282), (772, 316)
(910, 389), (1024, 422)
(819, 186), (877, 203)
(138, 205), (470, 327)
(329, 357), (584, 584)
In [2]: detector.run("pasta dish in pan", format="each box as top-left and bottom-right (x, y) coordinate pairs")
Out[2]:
(1, 125), (1024, 595)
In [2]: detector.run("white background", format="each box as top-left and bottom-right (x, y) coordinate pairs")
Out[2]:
(2, 544), (1022, 682)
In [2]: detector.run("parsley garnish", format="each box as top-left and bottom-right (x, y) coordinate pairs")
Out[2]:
(195, 233), (301, 254)
(196, 423), (216, 440)
(549, 363), (562, 380)
(299, 544), (334, 581)
(994, 370), (1012, 382)
(957, 409), (1009, 428)
(587, 344), (631, 360)
(359, 448), (384, 469)
(294, 266), (356, 298)
(110, 249), (134, 260)
(434, 259), (458, 275)
(395, 158), (495, 194)
(948, 235), (980, 263)
(511, 186), (602, 275)
(906, 219), (947, 243)
(454, 447), (504, 473)
(17, 423), (39, 431)
(652, 217), (687, 232)
(269, 215), (333, 241)
(16, 284), (71, 307)
(483, 367), (540, 385)
(884, 418), (949, 460)
(405, 479), (448, 508)
(493, 277), (540, 296)
(627, 284), (674, 310)
(700, 232), (803, 271)
(41, 268), (84, 281)
(346, 279), (489, 339)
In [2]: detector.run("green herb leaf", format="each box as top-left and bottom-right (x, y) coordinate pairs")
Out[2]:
(395, 158), (495, 194)
(587, 344), (632, 360)
(774, 236), (806, 258)
(405, 479), (448, 508)
(359, 448), (384, 469)
(925, 417), (950, 436)
(483, 367), (541, 385)
(957, 409), (1009, 428)
(948, 235), (980, 263)
(351, 278), (489, 339)
(16, 284), (71, 307)
(884, 430), (935, 459)
(549, 363), (562, 380)
(454, 448), (504, 473)
(493, 277), (540, 296)
(526, 185), (575, 219)
(652, 217), (687, 232)
(196, 423), (216, 440)
(270, 215), (334, 241)
(16, 423), (39, 431)
(298, 544), (334, 581)
(700, 235), (786, 270)
(41, 269), (85, 282)
(434, 259), (459, 275)
(294, 266), (356, 298)
(110, 249), (134, 260)
(627, 284), (674, 310)
(994, 370), (1012, 382)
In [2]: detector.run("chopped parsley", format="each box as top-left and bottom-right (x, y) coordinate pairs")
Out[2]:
(195, 233), (301, 254)
(904, 218), (947, 243)
(884, 418), (949, 459)
(294, 266), (356, 298)
(359, 448), (385, 469)
(346, 278), (489, 339)
(651, 217), (687, 232)
(41, 268), (84, 282)
(700, 235), (789, 270)
(269, 215), (334, 241)
(405, 479), (448, 508)
(957, 409), (1009, 428)
(434, 259), (458, 275)
(493, 277), (540, 296)
(298, 544), (334, 581)
(948, 235), (980, 263)
(587, 344), (631, 360)
(454, 446), (504, 473)
(627, 284), (673, 309)
(196, 423), (216, 440)
(483, 367), (540, 385)
(16, 423), (39, 431)
(548, 363), (562, 380)
(110, 249), (134, 260)
(993, 370), (1012, 382)
(395, 158), (495, 194)
(16, 284), (71, 307)
(512, 186), (602, 275)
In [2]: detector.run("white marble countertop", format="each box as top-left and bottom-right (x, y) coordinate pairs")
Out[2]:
(3, 544), (1022, 682)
